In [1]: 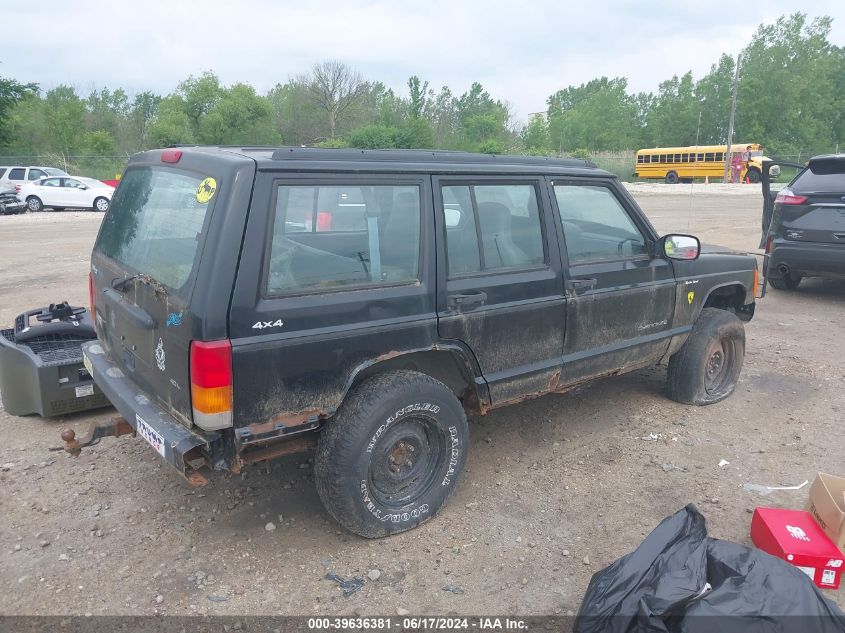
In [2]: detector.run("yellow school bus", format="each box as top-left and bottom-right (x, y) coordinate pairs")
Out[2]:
(634, 143), (772, 184)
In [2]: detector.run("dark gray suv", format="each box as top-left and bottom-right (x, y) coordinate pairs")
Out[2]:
(765, 154), (845, 290)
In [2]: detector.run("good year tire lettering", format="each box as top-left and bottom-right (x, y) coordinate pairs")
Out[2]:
(360, 480), (429, 522)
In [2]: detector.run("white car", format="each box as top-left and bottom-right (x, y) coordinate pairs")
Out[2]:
(0, 166), (69, 189)
(18, 176), (115, 212)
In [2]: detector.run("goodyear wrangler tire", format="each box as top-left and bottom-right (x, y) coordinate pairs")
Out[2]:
(314, 370), (468, 538)
(667, 308), (745, 406)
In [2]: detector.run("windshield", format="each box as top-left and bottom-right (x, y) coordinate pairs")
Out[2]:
(95, 166), (216, 297)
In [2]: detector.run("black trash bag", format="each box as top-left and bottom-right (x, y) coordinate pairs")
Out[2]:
(575, 504), (845, 633)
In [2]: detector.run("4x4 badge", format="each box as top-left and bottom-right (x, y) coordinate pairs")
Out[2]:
(155, 338), (166, 371)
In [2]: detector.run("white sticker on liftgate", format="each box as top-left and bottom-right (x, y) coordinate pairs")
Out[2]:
(136, 414), (165, 458)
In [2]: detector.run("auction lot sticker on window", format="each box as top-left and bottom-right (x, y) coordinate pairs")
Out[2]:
(136, 414), (165, 458)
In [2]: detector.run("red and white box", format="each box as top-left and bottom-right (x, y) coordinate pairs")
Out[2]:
(751, 507), (843, 590)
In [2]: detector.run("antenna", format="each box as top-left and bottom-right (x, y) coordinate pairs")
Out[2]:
(688, 111), (702, 231)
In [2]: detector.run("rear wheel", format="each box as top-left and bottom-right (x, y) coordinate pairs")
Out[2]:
(667, 308), (745, 405)
(767, 272), (802, 290)
(746, 168), (761, 183)
(26, 196), (43, 212)
(315, 370), (468, 538)
(665, 171), (680, 184)
(94, 197), (110, 212)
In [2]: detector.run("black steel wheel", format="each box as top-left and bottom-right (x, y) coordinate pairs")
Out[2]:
(667, 308), (745, 405)
(315, 370), (468, 538)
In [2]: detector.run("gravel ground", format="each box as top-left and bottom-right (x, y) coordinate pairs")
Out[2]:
(1, 189), (843, 616)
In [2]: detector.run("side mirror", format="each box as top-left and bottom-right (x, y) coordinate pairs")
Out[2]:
(661, 234), (701, 260)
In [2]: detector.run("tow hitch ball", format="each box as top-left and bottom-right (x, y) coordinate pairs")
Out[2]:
(54, 417), (135, 456)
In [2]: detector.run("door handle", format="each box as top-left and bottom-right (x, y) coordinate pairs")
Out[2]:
(566, 278), (597, 292)
(447, 291), (487, 311)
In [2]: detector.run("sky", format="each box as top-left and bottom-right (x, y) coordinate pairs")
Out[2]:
(3, 1), (844, 121)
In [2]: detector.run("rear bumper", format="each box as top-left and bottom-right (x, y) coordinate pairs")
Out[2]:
(82, 341), (219, 476)
(768, 240), (845, 277)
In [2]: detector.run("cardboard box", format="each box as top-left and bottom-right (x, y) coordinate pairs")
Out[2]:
(750, 507), (843, 590)
(806, 473), (845, 551)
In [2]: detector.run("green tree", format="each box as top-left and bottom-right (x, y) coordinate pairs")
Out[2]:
(0, 76), (37, 149)
(407, 75), (429, 119)
(736, 13), (844, 155)
(177, 72), (221, 137)
(43, 85), (86, 154)
(199, 83), (281, 145)
(83, 130), (117, 155)
(521, 115), (549, 152)
(130, 91), (161, 149)
(694, 54), (736, 145)
(643, 72), (700, 146)
(546, 77), (640, 151)
(455, 82), (510, 150)
(267, 80), (326, 145)
(147, 95), (193, 147)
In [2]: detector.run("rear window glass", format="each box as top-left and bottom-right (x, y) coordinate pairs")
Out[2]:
(792, 162), (845, 193)
(95, 166), (214, 296)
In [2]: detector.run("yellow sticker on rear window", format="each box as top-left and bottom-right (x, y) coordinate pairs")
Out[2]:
(196, 177), (217, 204)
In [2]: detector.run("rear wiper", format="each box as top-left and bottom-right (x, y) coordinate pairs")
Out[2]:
(111, 272), (169, 296)
(111, 274), (139, 292)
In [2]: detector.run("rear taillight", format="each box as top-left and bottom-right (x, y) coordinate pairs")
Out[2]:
(764, 235), (773, 254)
(752, 267), (759, 298)
(88, 271), (95, 316)
(14, 185), (21, 192)
(190, 340), (233, 430)
(774, 188), (807, 205)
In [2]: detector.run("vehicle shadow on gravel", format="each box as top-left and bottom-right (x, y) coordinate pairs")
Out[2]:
(768, 277), (845, 302)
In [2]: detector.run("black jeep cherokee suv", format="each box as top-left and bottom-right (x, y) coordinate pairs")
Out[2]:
(765, 154), (845, 290)
(82, 147), (758, 537)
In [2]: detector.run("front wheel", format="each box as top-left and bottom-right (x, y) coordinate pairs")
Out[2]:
(746, 168), (761, 184)
(315, 370), (469, 538)
(26, 196), (43, 212)
(94, 197), (110, 212)
(667, 308), (745, 405)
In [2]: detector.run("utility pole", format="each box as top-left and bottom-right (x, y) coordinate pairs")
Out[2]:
(723, 54), (740, 183)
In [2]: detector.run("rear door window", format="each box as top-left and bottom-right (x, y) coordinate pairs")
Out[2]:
(95, 166), (216, 298)
(441, 183), (545, 277)
(267, 183), (421, 294)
